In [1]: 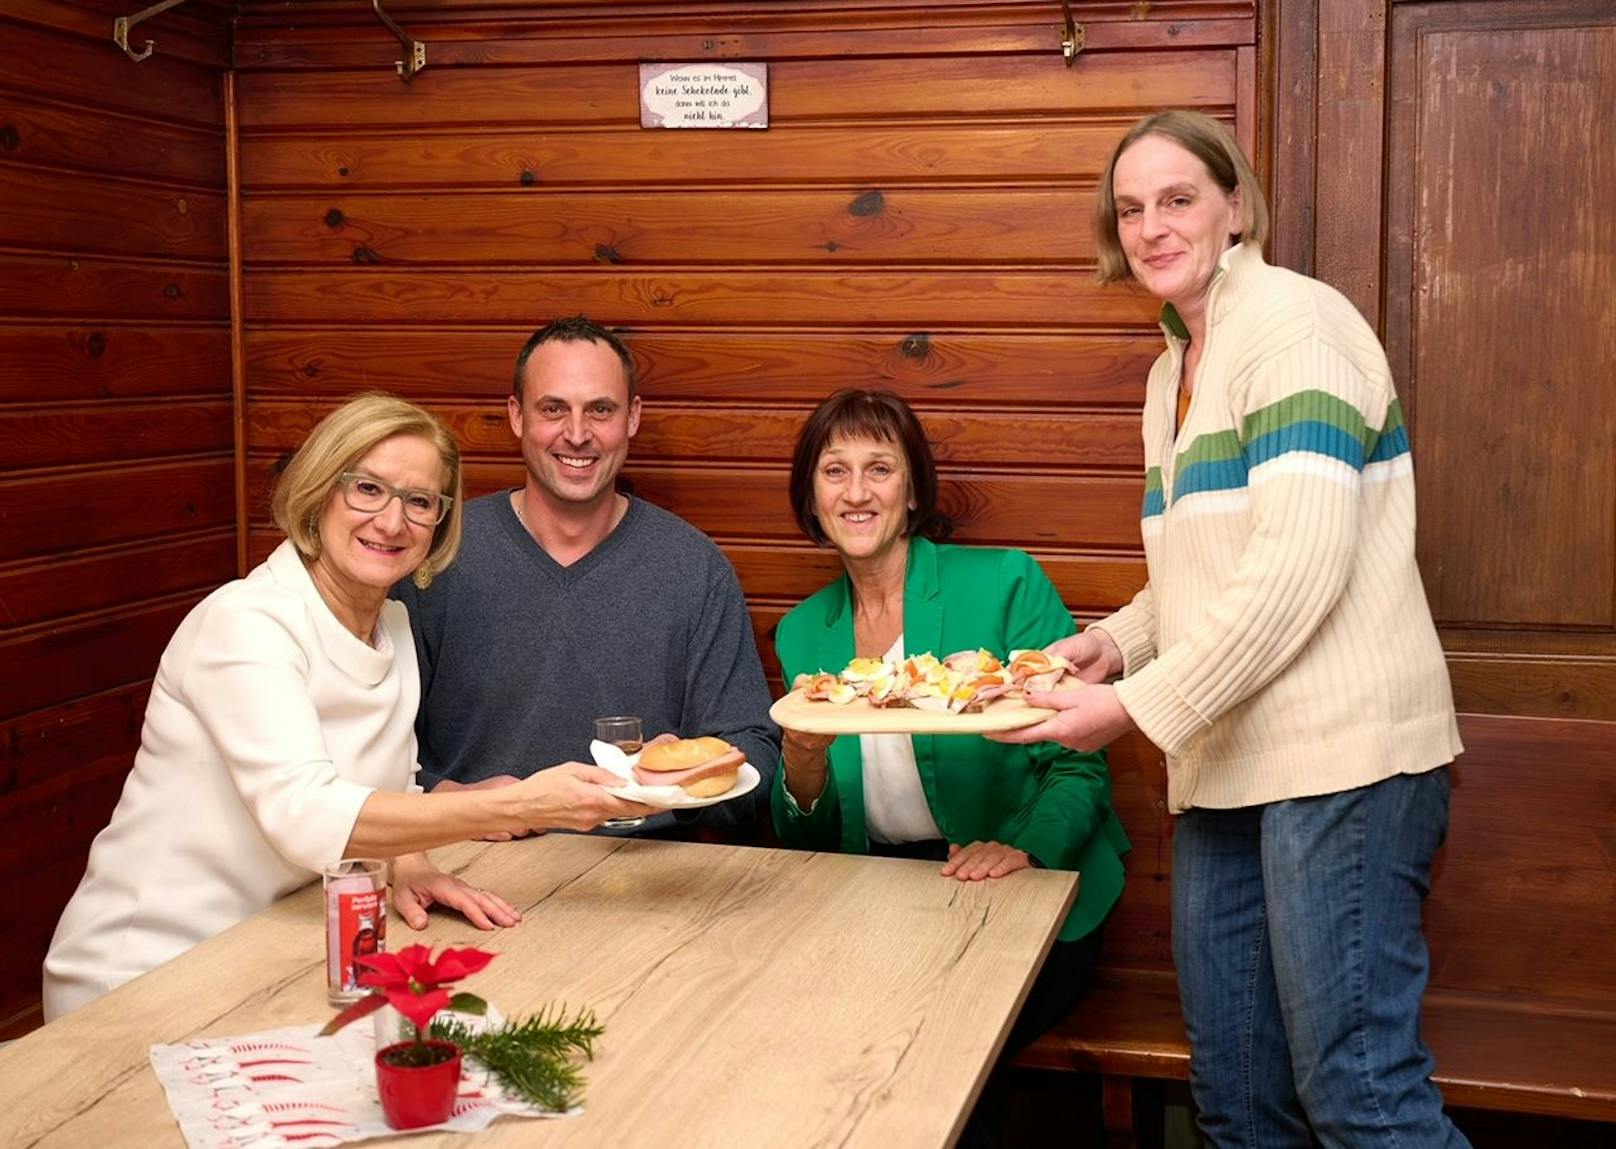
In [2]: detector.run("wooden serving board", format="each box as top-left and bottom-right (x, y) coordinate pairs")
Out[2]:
(770, 688), (1056, 735)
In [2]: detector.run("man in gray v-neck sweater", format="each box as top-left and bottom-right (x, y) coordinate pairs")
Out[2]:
(391, 317), (778, 838)
(394, 491), (777, 836)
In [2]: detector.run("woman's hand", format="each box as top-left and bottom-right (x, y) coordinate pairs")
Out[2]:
(988, 683), (1137, 752)
(506, 762), (657, 832)
(780, 726), (836, 808)
(390, 853), (521, 931)
(1044, 629), (1125, 684)
(941, 840), (1031, 881)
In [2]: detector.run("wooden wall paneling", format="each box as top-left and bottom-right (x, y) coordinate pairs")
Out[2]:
(1089, 731), (1174, 970)
(1380, 0), (1616, 718)
(0, 18), (223, 127)
(0, 2), (230, 1034)
(231, 6), (1254, 70)
(0, 594), (204, 721)
(228, 70), (249, 575)
(0, 90), (225, 187)
(0, 167), (226, 261)
(1267, 0), (1318, 275)
(243, 188), (1100, 266)
(9, 0), (231, 69)
(0, 531), (236, 629)
(0, 327), (232, 402)
(242, 269), (1159, 327)
(1423, 715), (1616, 1002)
(0, 255), (229, 319)
(0, 680), (154, 1037)
(1312, 0), (1387, 327)
(238, 123), (1196, 191)
(0, 457), (236, 562)
(0, 681), (150, 819)
(0, 400), (233, 469)
(242, 330), (1156, 407)
(235, 52), (1238, 130)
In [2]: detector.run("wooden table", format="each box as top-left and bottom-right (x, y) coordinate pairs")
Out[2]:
(0, 835), (1076, 1148)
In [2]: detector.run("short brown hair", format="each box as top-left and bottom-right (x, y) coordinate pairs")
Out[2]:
(788, 388), (950, 546)
(1093, 110), (1270, 284)
(270, 392), (463, 589)
(512, 315), (636, 400)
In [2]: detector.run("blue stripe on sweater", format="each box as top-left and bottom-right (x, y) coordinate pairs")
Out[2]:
(1367, 422), (1410, 464)
(1174, 456), (1250, 500)
(1244, 420), (1367, 471)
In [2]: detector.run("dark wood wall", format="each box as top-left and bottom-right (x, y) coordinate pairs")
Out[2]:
(0, 0), (233, 1035)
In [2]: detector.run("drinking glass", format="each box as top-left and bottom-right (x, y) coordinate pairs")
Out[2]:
(324, 858), (388, 1005)
(595, 715), (647, 830)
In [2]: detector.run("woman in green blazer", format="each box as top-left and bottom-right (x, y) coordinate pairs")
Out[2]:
(773, 388), (1130, 1052)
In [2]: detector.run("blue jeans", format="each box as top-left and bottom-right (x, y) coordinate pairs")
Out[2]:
(1171, 768), (1471, 1149)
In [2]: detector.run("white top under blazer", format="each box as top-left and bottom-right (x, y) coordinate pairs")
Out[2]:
(43, 541), (421, 1021)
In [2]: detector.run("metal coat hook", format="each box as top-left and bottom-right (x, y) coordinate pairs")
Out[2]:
(373, 0), (427, 82)
(1060, 0), (1086, 66)
(112, 0), (191, 63)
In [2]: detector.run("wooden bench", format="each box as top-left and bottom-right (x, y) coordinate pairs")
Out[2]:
(1011, 715), (1616, 1142)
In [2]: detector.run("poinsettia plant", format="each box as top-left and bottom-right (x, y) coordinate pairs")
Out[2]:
(321, 943), (493, 1065)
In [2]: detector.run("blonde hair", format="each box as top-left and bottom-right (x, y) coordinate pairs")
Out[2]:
(1093, 110), (1270, 284)
(270, 393), (463, 589)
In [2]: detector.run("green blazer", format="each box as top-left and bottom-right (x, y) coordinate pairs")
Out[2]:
(772, 536), (1129, 941)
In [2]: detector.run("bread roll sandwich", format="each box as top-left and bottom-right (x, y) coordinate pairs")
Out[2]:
(632, 736), (744, 797)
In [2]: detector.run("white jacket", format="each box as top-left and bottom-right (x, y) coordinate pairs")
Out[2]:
(43, 541), (420, 1020)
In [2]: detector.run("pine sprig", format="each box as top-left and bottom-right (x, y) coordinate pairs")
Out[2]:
(432, 1006), (605, 1113)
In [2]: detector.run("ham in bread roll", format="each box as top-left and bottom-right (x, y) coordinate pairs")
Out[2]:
(632, 736), (744, 797)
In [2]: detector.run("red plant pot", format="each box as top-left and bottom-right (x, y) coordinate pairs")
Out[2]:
(374, 1039), (463, 1130)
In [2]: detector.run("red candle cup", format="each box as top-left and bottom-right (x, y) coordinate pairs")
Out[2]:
(374, 1039), (463, 1130)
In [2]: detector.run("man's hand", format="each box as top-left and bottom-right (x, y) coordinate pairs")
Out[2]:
(390, 854), (521, 931)
(1044, 629), (1125, 684)
(988, 683), (1137, 751)
(941, 841), (1031, 881)
(506, 762), (657, 833)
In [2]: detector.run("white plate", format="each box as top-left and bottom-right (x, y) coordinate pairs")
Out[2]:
(589, 739), (762, 810)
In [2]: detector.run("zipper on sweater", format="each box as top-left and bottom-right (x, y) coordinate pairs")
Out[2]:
(1159, 335), (1188, 506)
(1162, 262), (1232, 509)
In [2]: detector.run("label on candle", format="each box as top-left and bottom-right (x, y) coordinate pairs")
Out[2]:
(326, 876), (385, 998)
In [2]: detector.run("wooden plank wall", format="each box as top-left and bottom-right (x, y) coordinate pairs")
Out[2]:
(229, 0), (1256, 685)
(0, 0), (233, 1035)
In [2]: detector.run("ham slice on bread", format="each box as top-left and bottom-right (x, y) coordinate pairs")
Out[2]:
(632, 736), (744, 797)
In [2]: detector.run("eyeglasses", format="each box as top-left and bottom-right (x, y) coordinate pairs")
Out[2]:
(337, 472), (453, 527)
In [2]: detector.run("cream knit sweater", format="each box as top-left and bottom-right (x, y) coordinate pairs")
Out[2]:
(1094, 242), (1462, 813)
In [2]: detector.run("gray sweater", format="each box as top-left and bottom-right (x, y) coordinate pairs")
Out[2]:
(393, 492), (779, 833)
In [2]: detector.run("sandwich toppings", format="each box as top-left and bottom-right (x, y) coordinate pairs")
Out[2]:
(794, 648), (1078, 714)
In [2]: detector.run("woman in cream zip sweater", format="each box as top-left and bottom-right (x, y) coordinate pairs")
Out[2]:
(997, 113), (1469, 1148)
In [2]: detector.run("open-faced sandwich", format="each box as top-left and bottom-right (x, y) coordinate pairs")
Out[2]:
(793, 647), (1079, 714)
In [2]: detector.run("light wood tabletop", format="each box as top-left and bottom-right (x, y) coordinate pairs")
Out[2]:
(0, 834), (1077, 1148)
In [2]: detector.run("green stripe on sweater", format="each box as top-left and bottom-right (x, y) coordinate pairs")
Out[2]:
(1241, 389), (1372, 451)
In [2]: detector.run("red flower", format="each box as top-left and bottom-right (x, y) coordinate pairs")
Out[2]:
(321, 944), (497, 1040)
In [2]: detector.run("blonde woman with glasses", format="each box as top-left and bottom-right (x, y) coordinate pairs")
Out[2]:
(44, 393), (649, 1020)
